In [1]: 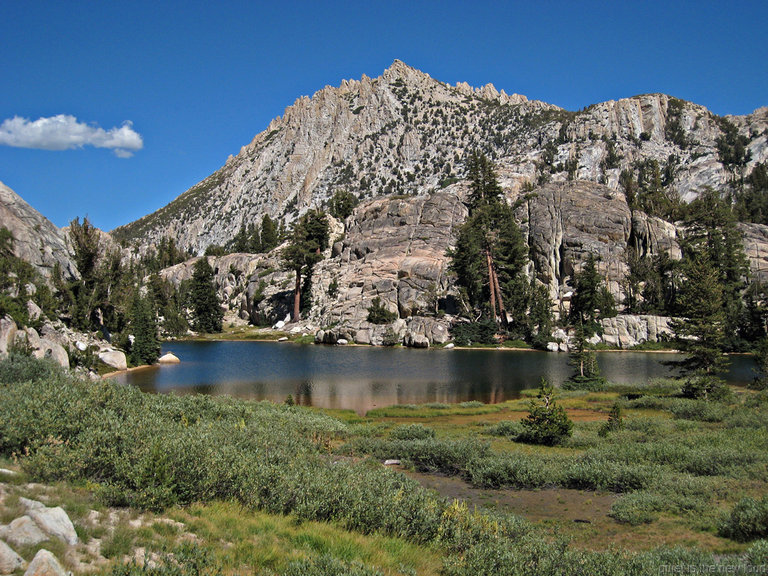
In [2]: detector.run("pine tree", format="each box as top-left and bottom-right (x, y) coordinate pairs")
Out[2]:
(451, 153), (528, 330)
(247, 223), (262, 253)
(231, 224), (250, 253)
(67, 217), (103, 331)
(520, 379), (573, 446)
(281, 210), (330, 322)
(190, 258), (222, 333)
(565, 254), (614, 388)
(328, 189), (359, 220)
(466, 151), (502, 210)
(672, 252), (728, 398)
(679, 188), (749, 350)
(260, 215), (279, 252)
(566, 317), (604, 390)
(129, 291), (160, 366)
(568, 253), (616, 336)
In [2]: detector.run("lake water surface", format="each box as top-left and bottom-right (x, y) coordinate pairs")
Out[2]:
(114, 341), (758, 414)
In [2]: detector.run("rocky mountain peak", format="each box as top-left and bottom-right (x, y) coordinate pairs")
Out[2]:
(112, 63), (767, 257)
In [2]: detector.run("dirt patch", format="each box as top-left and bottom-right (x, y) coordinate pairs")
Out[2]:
(404, 470), (616, 524)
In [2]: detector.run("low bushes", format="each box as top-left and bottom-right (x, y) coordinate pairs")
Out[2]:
(343, 436), (490, 476)
(720, 497), (768, 541)
(4, 355), (768, 574)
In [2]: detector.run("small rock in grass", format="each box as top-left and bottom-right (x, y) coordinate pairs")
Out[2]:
(23, 549), (67, 576)
(0, 539), (25, 574)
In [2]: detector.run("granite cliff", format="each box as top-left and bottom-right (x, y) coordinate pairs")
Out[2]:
(113, 60), (768, 256)
(122, 61), (767, 346)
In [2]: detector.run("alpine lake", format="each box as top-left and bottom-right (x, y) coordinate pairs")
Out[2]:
(114, 340), (759, 415)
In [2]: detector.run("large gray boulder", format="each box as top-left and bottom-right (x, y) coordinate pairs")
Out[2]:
(21, 499), (78, 546)
(32, 338), (69, 369)
(0, 516), (48, 547)
(98, 349), (127, 371)
(157, 352), (180, 364)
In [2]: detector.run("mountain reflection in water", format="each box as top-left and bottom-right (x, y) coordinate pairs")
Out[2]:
(114, 341), (757, 415)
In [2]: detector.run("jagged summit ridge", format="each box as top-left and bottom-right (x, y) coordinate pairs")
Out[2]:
(113, 61), (768, 254)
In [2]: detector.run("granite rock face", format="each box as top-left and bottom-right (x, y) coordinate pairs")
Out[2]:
(310, 191), (465, 332)
(599, 315), (674, 349)
(514, 181), (632, 301)
(112, 61), (768, 258)
(0, 181), (78, 280)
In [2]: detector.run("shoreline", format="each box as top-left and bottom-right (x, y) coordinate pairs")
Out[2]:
(102, 363), (157, 379)
(164, 334), (686, 354)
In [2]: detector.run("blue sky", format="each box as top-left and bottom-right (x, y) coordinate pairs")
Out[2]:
(1, 0), (766, 232)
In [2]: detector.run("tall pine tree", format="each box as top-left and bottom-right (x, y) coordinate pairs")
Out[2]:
(450, 152), (534, 334)
(190, 258), (222, 333)
(129, 291), (160, 366)
(281, 210), (330, 322)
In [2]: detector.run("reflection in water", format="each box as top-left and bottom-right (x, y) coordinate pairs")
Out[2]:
(114, 341), (757, 414)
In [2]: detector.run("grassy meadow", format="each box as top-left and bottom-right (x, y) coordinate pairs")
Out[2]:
(1, 353), (767, 574)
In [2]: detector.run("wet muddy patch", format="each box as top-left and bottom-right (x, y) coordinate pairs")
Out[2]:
(404, 469), (616, 524)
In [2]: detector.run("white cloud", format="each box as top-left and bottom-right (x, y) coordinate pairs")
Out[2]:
(0, 114), (143, 157)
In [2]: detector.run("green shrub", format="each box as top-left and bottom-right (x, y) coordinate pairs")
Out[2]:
(747, 539), (768, 565)
(610, 491), (666, 525)
(366, 297), (397, 324)
(465, 455), (553, 489)
(519, 380), (573, 446)
(562, 375), (607, 392)
(719, 496), (768, 541)
(681, 375), (731, 401)
(450, 320), (496, 346)
(342, 436), (489, 476)
(282, 555), (384, 576)
(485, 420), (522, 438)
(598, 403), (624, 437)
(0, 352), (59, 385)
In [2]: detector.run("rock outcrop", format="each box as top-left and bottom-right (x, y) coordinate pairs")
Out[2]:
(19, 498), (78, 547)
(310, 191), (465, 331)
(0, 181), (78, 280)
(103, 61), (768, 348)
(599, 315), (674, 349)
(0, 316), (69, 369)
(514, 181), (632, 300)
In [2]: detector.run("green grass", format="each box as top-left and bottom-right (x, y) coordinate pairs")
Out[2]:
(3, 354), (768, 575)
(170, 501), (443, 575)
